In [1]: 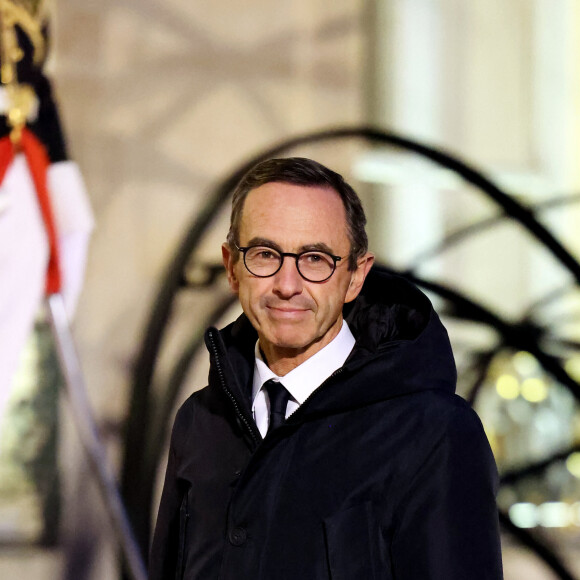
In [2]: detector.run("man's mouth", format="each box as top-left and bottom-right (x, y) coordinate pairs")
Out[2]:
(267, 305), (310, 318)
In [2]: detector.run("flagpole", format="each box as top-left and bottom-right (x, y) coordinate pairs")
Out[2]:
(47, 293), (147, 580)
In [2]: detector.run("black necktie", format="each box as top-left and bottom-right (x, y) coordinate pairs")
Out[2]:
(264, 379), (291, 433)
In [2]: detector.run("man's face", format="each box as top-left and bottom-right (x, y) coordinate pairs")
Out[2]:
(222, 182), (373, 372)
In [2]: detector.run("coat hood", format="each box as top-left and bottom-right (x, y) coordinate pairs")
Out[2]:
(205, 266), (456, 422)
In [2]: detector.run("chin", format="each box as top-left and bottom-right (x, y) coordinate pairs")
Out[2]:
(268, 330), (315, 352)
(272, 336), (311, 351)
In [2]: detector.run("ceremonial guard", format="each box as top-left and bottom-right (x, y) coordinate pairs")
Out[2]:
(0, 0), (93, 434)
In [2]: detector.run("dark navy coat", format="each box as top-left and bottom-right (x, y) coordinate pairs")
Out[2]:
(149, 268), (503, 579)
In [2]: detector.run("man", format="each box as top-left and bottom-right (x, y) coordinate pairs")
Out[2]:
(150, 157), (503, 579)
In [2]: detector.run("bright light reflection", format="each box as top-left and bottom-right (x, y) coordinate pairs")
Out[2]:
(520, 378), (548, 403)
(509, 502), (580, 528)
(537, 502), (572, 528)
(565, 357), (580, 382)
(566, 453), (580, 478)
(509, 503), (537, 528)
(496, 375), (519, 399)
(513, 351), (539, 375)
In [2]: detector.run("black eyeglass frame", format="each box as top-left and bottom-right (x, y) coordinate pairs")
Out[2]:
(234, 243), (344, 283)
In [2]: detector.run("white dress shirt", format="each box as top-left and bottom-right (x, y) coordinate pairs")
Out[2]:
(252, 320), (356, 437)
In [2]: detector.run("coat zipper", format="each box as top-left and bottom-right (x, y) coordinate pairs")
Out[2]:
(208, 326), (356, 436)
(207, 329), (261, 446)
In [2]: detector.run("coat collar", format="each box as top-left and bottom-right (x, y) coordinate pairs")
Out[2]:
(205, 266), (457, 423)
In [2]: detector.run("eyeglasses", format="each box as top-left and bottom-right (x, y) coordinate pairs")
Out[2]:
(235, 244), (344, 283)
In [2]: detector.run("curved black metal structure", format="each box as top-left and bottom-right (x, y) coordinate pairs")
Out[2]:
(407, 191), (580, 270)
(121, 126), (580, 578)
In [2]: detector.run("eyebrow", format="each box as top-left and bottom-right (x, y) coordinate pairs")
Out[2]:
(244, 237), (337, 255)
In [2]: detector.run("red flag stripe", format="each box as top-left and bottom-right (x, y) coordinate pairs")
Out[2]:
(0, 130), (62, 294)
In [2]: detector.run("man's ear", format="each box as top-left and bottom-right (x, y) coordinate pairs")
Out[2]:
(345, 253), (374, 303)
(222, 243), (240, 294)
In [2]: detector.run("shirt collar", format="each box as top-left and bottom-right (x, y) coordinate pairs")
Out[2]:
(252, 320), (355, 405)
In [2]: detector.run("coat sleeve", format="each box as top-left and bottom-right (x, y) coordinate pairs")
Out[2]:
(148, 403), (191, 580)
(390, 404), (503, 579)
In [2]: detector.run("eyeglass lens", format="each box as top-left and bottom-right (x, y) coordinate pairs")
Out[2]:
(244, 246), (335, 281)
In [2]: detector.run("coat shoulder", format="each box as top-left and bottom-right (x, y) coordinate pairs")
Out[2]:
(169, 386), (211, 451)
(406, 389), (487, 436)
(394, 390), (497, 486)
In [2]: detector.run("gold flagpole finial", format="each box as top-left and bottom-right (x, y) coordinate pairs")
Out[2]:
(0, 0), (47, 145)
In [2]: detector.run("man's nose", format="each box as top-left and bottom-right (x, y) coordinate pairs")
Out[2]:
(272, 257), (303, 297)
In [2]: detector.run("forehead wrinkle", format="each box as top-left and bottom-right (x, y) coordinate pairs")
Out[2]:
(240, 182), (350, 254)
